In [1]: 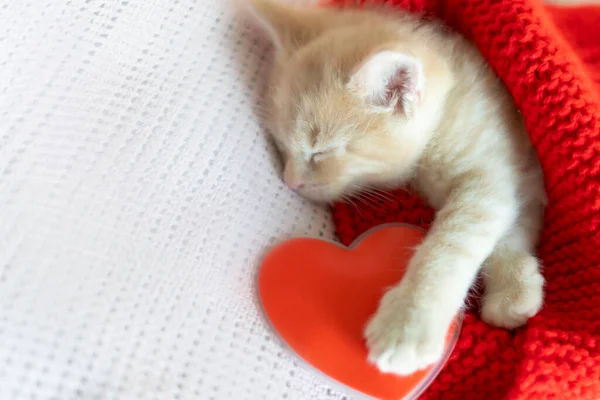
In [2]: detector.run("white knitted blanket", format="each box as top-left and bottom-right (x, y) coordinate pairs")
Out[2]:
(0, 1), (345, 398)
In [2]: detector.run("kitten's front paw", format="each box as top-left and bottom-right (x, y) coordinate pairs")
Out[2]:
(482, 255), (544, 329)
(364, 285), (451, 375)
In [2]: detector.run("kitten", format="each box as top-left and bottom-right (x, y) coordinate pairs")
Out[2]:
(246, 0), (546, 375)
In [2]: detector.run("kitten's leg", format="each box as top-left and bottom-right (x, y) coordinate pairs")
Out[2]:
(365, 179), (517, 375)
(481, 215), (545, 329)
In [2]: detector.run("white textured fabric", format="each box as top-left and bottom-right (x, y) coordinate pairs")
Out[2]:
(0, 1), (347, 399)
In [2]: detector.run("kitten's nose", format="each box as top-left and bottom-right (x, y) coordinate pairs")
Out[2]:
(283, 162), (304, 190)
(284, 178), (304, 190)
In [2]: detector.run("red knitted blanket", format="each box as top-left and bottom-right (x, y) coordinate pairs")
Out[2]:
(327, 0), (600, 398)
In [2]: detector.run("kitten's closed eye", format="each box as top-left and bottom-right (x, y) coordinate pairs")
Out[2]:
(314, 144), (346, 161)
(311, 151), (328, 164)
(309, 144), (347, 167)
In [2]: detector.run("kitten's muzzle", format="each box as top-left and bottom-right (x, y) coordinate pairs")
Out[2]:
(284, 177), (304, 190)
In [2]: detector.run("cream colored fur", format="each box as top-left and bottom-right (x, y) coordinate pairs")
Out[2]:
(245, 0), (546, 376)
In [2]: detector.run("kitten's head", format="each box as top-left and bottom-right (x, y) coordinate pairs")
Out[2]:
(247, 0), (454, 203)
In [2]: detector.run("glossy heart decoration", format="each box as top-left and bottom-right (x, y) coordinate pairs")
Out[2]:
(257, 223), (461, 400)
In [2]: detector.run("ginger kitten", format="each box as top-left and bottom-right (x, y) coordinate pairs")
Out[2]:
(246, 0), (546, 375)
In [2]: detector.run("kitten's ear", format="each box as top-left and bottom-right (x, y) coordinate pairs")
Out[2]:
(245, 0), (325, 56)
(348, 50), (425, 116)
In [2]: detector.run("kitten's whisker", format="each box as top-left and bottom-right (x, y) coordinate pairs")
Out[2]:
(343, 184), (388, 208)
(362, 189), (386, 203)
(354, 192), (376, 208)
(358, 192), (380, 207)
(366, 185), (396, 199)
(363, 188), (395, 204)
(345, 183), (395, 204)
(371, 188), (397, 203)
(341, 192), (364, 218)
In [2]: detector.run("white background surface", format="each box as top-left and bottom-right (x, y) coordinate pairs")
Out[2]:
(0, 1), (347, 398)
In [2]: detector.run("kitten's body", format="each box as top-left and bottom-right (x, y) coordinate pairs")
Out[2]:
(247, 0), (545, 375)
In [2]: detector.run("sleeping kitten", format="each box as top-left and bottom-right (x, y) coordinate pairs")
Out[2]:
(246, 0), (546, 375)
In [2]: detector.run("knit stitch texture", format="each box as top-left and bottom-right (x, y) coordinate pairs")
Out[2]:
(327, 0), (600, 398)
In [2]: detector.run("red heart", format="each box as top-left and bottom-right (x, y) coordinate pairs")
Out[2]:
(258, 223), (461, 400)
